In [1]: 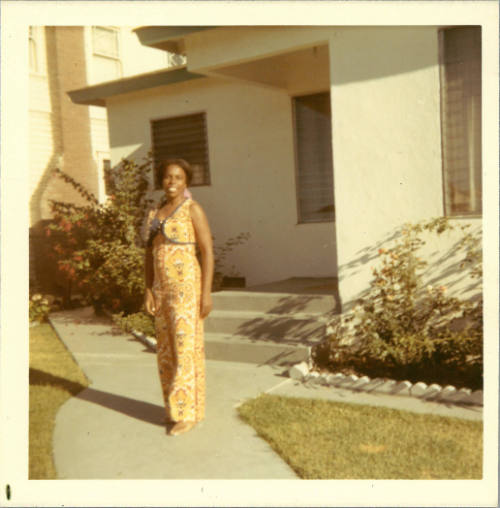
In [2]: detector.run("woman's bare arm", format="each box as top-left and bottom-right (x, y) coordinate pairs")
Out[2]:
(144, 210), (156, 315)
(190, 201), (214, 318)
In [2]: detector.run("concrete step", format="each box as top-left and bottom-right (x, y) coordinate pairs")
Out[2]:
(204, 333), (310, 366)
(212, 290), (337, 315)
(203, 309), (327, 345)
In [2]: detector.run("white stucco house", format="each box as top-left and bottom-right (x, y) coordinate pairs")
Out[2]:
(69, 26), (482, 310)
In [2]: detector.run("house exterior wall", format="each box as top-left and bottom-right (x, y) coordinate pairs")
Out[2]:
(29, 26), (96, 227)
(182, 25), (481, 304)
(29, 26), (169, 227)
(185, 26), (335, 72)
(73, 25), (482, 306)
(106, 77), (338, 286)
(83, 26), (169, 203)
(29, 26), (169, 291)
(327, 27), (450, 306)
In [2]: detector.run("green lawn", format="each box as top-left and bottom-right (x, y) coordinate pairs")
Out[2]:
(238, 393), (482, 479)
(29, 323), (89, 479)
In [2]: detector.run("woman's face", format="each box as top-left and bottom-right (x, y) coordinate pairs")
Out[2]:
(162, 164), (187, 200)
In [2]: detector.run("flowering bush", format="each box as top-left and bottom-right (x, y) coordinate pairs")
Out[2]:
(315, 217), (483, 389)
(46, 156), (153, 314)
(29, 294), (51, 323)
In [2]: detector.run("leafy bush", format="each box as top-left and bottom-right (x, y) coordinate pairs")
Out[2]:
(314, 217), (483, 389)
(46, 156), (153, 314)
(46, 154), (251, 319)
(112, 311), (155, 338)
(211, 232), (251, 291)
(29, 294), (51, 323)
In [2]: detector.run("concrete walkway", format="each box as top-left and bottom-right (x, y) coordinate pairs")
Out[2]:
(50, 307), (482, 480)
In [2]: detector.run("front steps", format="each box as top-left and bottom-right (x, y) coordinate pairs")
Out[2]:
(204, 285), (338, 366)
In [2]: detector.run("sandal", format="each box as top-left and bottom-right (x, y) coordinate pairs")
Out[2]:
(169, 421), (196, 436)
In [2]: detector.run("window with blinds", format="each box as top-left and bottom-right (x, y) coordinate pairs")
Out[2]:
(151, 113), (211, 187)
(439, 27), (482, 216)
(293, 92), (335, 223)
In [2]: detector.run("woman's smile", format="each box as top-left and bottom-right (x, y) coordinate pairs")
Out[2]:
(162, 164), (187, 199)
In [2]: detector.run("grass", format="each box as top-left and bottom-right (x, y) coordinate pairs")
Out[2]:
(238, 393), (483, 479)
(29, 323), (89, 479)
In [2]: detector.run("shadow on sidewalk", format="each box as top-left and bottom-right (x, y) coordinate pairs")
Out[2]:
(31, 368), (165, 427)
(76, 387), (166, 426)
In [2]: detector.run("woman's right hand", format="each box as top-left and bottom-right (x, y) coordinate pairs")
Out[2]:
(144, 289), (157, 316)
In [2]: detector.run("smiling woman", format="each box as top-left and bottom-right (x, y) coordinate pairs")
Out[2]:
(144, 158), (214, 437)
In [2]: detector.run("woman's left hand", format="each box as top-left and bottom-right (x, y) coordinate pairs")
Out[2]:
(200, 293), (213, 319)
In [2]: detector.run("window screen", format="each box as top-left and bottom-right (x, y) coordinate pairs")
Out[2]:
(293, 92), (335, 223)
(151, 113), (211, 187)
(440, 27), (482, 216)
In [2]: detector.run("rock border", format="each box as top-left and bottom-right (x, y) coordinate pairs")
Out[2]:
(131, 330), (157, 352)
(288, 362), (483, 407)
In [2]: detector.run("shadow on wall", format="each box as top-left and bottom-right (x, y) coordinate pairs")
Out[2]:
(338, 219), (482, 309)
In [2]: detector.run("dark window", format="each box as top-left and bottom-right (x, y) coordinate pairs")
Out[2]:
(293, 92), (335, 223)
(439, 27), (482, 216)
(151, 113), (210, 187)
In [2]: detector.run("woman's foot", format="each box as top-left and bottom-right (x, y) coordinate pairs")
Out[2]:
(169, 421), (196, 436)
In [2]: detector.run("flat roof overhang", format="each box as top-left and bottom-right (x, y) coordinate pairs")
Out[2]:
(68, 66), (205, 106)
(132, 26), (217, 54)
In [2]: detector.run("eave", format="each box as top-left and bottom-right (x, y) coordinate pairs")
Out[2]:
(68, 66), (204, 107)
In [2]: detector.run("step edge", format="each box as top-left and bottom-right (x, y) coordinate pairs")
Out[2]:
(208, 309), (331, 320)
(212, 290), (337, 299)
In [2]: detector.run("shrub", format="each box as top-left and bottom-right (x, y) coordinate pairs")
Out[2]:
(112, 311), (155, 338)
(47, 154), (250, 317)
(46, 156), (153, 314)
(315, 217), (483, 389)
(200, 232), (250, 291)
(29, 294), (51, 323)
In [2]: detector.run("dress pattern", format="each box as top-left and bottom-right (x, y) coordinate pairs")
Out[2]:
(147, 198), (205, 423)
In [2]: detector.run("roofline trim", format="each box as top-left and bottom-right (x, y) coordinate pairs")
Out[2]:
(68, 66), (205, 107)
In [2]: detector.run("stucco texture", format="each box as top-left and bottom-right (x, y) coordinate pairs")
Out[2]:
(107, 77), (337, 287)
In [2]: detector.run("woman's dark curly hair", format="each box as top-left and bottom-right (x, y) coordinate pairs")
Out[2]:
(158, 158), (193, 186)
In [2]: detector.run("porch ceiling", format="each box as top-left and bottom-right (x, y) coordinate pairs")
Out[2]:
(133, 26), (217, 54)
(209, 44), (330, 92)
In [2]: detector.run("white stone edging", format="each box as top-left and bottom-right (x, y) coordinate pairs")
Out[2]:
(100, 308), (158, 352)
(288, 361), (483, 407)
(131, 330), (157, 352)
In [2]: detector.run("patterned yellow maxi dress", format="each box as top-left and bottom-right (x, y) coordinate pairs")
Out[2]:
(146, 197), (205, 423)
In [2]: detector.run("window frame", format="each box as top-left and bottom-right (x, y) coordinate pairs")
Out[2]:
(92, 26), (121, 59)
(150, 111), (211, 189)
(291, 90), (336, 225)
(91, 26), (123, 80)
(438, 26), (482, 219)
